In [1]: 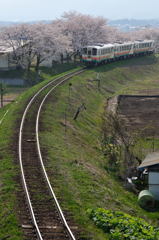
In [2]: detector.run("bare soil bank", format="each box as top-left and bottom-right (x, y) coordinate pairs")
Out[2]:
(108, 95), (159, 137)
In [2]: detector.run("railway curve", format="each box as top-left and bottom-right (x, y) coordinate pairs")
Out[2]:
(17, 69), (85, 240)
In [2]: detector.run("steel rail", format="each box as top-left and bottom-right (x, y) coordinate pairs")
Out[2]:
(36, 69), (85, 240)
(18, 69), (85, 240)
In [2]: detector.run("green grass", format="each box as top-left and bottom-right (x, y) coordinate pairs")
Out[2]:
(0, 103), (23, 239)
(39, 55), (159, 239)
(1, 55), (159, 239)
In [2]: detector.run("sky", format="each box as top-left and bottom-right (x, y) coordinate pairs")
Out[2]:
(0, 0), (159, 22)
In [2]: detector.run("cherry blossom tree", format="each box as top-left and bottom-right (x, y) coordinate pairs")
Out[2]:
(32, 22), (71, 73)
(0, 24), (35, 72)
(54, 11), (109, 52)
(0, 22), (71, 83)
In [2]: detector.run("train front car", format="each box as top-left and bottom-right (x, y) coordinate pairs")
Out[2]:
(81, 45), (99, 65)
(81, 44), (115, 65)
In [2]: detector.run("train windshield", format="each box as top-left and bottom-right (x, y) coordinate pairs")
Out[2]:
(92, 48), (97, 56)
(82, 48), (87, 54)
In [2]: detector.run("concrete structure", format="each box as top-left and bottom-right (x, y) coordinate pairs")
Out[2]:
(0, 41), (17, 70)
(138, 152), (159, 200)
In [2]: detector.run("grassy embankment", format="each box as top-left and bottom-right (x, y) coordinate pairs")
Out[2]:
(39, 55), (159, 239)
(0, 55), (159, 239)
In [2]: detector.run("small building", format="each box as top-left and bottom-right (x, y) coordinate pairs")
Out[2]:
(0, 41), (17, 71)
(138, 152), (159, 200)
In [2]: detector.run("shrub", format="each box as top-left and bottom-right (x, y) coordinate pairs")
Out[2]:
(88, 208), (159, 239)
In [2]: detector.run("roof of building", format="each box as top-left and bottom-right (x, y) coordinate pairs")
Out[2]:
(0, 40), (20, 53)
(138, 152), (159, 169)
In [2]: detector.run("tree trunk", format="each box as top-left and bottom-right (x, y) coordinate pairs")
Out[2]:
(60, 53), (64, 64)
(35, 55), (41, 73)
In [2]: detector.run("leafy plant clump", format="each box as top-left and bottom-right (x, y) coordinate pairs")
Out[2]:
(88, 208), (159, 239)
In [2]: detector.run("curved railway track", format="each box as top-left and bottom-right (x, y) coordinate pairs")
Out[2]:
(18, 69), (85, 240)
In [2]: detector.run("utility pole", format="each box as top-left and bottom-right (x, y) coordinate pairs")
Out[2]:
(87, 73), (101, 91)
(64, 83), (72, 134)
(0, 83), (4, 108)
(95, 73), (101, 91)
(68, 83), (72, 106)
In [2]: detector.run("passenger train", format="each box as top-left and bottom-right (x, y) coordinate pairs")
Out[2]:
(81, 40), (155, 65)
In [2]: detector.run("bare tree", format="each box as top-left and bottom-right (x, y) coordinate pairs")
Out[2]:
(101, 111), (140, 179)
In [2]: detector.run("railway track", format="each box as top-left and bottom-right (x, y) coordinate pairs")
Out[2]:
(17, 69), (85, 240)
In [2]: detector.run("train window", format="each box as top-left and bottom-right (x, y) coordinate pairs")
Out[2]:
(83, 48), (87, 54)
(88, 50), (91, 55)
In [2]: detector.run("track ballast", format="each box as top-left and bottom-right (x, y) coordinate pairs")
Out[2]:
(17, 70), (85, 240)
